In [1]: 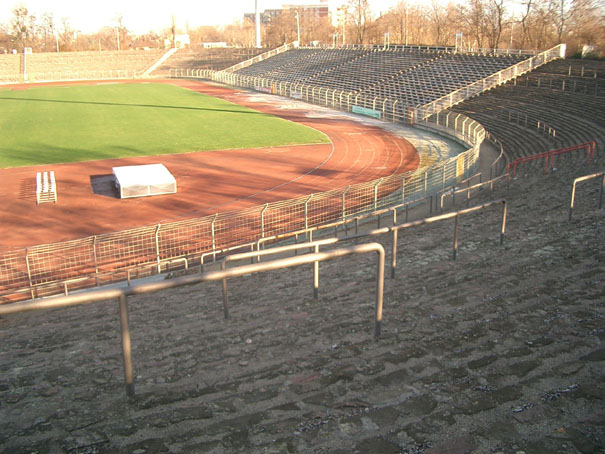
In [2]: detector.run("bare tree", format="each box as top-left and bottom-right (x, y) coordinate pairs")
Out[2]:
(58, 17), (75, 51)
(114, 16), (130, 50)
(429, 0), (448, 45)
(300, 15), (333, 45)
(265, 11), (297, 47)
(40, 13), (56, 52)
(549, 0), (573, 43)
(347, 0), (372, 44)
(519, 0), (534, 48)
(458, 0), (489, 49)
(485, 0), (506, 49)
(389, 1), (409, 44)
(10, 7), (30, 51)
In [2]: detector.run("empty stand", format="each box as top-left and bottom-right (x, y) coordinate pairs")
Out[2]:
(153, 46), (268, 75)
(451, 59), (605, 165)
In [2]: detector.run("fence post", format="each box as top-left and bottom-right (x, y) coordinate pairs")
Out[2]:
(260, 203), (269, 238)
(374, 178), (383, 210)
(93, 236), (99, 286)
(211, 214), (218, 261)
(304, 194), (313, 238)
(155, 224), (162, 273)
(25, 248), (34, 300)
(342, 186), (350, 221)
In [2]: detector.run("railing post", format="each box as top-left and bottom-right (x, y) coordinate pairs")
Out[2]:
(599, 174), (605, 211)
(221, 261), (229, 319)
(118, 294), (135, 396)
(374, 247), (385, 338)
(424, 170), (429, 194)
(391, 228), (398, 278)
(500, 200), (507, 244)
(313, 244), (319, 299)
(452, 215), (459, 260)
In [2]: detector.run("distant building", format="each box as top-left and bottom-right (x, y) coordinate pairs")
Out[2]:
(245, 1), (329, 25)
(283, 1), (329, 20)
(175, 34), (190, 48)
(244, 9), (283, 26)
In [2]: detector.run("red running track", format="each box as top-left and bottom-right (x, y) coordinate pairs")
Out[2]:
(0, 79), (419, 249)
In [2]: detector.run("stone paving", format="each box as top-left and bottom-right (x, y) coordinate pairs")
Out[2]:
(1, 154), (604, 453)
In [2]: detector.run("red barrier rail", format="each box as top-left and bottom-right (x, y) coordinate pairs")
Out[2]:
(507, 141), (596, 177)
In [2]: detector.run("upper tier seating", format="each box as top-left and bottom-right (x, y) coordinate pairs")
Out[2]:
(153, 46), (267, 75)
(233, 47), (530, 109)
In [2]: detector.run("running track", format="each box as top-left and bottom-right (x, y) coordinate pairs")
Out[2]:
(0, 79), (419, 249)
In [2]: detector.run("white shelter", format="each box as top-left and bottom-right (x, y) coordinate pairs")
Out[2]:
(113, 164), (177, 199)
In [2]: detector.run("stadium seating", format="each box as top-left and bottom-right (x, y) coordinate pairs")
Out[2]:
(0, 53), (21, 83)
(0, 49), (166, 82)
(450, 59), (605, 165)
(231, 47), (529, 110)
(153, 46), (267, 75)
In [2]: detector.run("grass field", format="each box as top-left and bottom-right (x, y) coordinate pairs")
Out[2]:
(0, 82), (329, 168)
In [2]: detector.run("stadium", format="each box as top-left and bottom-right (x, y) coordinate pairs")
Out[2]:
(1, 21), (604, 454)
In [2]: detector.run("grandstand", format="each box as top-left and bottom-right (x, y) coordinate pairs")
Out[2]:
(1, 43), (604, 452)
(0, 47), (264, 83)
(450, 58), (605, 164)
(151, 45), (268, 75)
(226, 47), (530, 111)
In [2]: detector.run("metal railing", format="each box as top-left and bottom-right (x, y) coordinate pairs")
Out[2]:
(507, 141), (597, 177)
(417, 44), (565, 119)
(516, 75), (604, 97)
(439, 174), (509, 210)
(0, 241), (385, 396)
(224, 43), (294, 73)
(569, 171), (605, 220)
(506, 111), (557, 141)
(219, 238), (339, 312)
(24, 69), (144, 83)
(389, 199), (507, 274)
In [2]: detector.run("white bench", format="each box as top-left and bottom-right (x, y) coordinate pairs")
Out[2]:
(36, 171), (57, 204)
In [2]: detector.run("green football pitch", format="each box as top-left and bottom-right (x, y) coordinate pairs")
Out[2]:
(0, 82), (329, 168)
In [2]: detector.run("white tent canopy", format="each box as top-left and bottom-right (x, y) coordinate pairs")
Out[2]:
(113, 164), (177, 199)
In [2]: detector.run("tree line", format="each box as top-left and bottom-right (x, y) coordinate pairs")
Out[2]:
(1, 0), (603, 57)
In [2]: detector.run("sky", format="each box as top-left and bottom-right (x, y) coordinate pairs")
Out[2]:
(1, 0), (402, 35)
